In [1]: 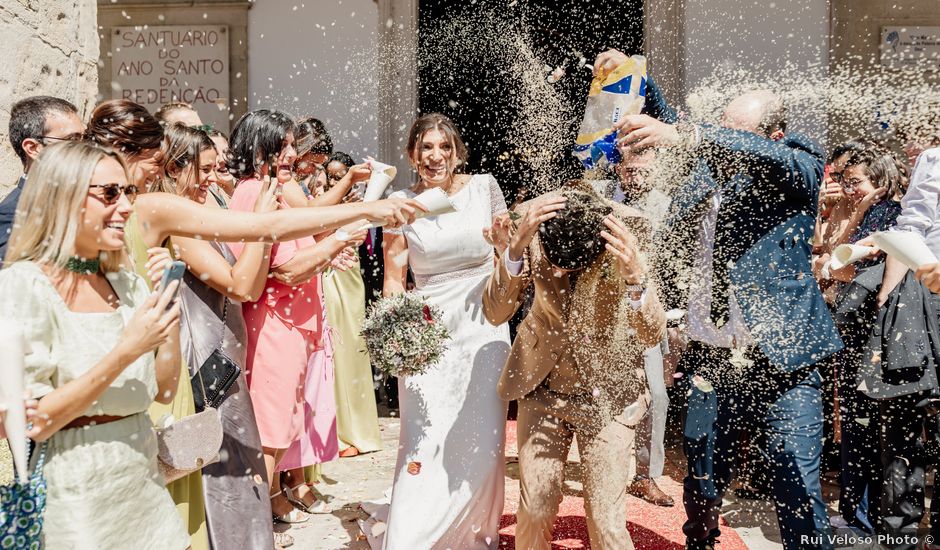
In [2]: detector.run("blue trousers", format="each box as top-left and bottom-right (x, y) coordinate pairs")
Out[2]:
(680, 342), (833, 550)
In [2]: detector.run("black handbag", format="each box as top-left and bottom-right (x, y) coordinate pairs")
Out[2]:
(190, 298), (241, 412)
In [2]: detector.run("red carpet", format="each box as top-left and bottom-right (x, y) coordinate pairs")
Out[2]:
(497, 421), (748, 549)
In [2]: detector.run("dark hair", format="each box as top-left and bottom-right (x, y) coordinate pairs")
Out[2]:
(844, 146), (906, 199)
(9, 96), (79, 165)
(328, 151), (355, 168)
(85, 99), (164, 155)
(227, 109), (296, 180)
(405, 113), (468, 168)
(157, 124), (215, 195)
(295, 117), (332, 157)
(539, 184), (612, 271)
(829, 139), (871, 164)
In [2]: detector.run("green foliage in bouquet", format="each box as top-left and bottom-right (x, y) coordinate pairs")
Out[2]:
(361, 293), (450, 377)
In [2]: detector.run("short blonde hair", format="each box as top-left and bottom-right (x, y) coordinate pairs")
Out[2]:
(4, 141), (130, 272)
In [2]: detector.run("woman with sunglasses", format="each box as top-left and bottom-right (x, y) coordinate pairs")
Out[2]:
(82, 101), (423, 547)
(0, 141), (190, 548)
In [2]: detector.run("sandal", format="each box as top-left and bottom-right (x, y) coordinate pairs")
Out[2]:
(274, 531), (294, 549)
(339, 446), (360, 458)
(284, 484), (332, 514)
(271, 491), (310, 524)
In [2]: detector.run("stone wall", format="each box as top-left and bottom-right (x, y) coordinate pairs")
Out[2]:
(0, 0), (99, 195)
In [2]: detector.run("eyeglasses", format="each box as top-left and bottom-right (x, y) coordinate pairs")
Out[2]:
(841, 178), (867, 192)
(828, 171), (844, 183)
(88, 183), (139, 205)
(39, 134), (84, 144)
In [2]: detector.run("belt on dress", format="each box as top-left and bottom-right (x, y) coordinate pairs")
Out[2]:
(64, 414), (127, 430)
(413, 260), (493, 287)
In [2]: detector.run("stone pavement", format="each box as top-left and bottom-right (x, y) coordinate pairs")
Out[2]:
(3, 415), (929, 549)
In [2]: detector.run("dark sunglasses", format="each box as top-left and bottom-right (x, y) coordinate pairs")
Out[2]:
(89, 183), (139, 205)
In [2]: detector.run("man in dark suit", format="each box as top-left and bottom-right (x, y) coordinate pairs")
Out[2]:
(0, 96), (84, 258)
(595, 50), (843, 550)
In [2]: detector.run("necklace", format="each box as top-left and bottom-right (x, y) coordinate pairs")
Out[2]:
(64, 256), (100, 275)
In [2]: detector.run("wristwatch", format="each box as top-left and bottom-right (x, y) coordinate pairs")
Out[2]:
(625, 274), (648, 294)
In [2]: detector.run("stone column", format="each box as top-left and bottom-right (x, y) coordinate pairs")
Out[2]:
(376, 0), (419, 188)
(644, 0), (686, 106)
(0, 0), (100, 193)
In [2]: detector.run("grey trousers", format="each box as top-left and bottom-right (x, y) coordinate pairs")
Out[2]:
(636, 342), (669, 478)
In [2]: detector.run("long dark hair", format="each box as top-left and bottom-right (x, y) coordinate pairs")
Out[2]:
(295, 117), (332, 157)
(227, 109), (296, 180)
(85, 99), (164, 155)
(157, 123), (215, 196)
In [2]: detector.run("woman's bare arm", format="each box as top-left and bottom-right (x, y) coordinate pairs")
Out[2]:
(174, 235), (272, 302)
(135, 192), (422, 248)
(382, 232), (409, 297)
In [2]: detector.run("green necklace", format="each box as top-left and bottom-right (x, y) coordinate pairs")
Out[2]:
(64, 256), (100, 275)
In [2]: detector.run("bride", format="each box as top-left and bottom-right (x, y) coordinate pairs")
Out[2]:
(372, 113), (511, 549)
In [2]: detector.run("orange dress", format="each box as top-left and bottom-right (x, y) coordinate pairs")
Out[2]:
(227, 178), (323, 449)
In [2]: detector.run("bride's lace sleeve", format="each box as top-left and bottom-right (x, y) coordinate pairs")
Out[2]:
(486, 174), (508, 217)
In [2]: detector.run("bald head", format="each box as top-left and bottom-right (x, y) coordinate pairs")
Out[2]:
(721, 90), (787, 138)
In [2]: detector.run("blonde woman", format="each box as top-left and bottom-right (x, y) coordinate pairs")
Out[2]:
(0, 141), (189, 548)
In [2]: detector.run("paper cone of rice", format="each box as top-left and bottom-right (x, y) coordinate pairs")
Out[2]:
(364, 159), (397, 202)
(413, 187), (457, 218)
(0, 321), (28, 483)
(830, 243), (877, 270)
(361, 187), (457, 230)
(872, 231), (938, 270)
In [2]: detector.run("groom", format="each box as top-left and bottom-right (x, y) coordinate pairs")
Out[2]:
(483, 181), (666, 550)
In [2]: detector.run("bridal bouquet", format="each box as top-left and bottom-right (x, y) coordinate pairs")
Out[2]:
(361, 293), (450, 377)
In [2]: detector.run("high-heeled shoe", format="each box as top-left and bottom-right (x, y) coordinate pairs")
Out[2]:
(283, 484), (331, 514)
(271, 490), (310, 524)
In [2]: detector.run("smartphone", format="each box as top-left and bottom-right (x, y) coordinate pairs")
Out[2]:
(159, 261), (187, 306)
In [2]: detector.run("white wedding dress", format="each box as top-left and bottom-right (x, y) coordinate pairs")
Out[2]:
(364, 174), (511, 550)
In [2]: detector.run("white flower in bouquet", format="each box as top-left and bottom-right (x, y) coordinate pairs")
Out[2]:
(361, 293), (450, 377)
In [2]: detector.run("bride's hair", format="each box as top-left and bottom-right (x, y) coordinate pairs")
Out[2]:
(405, 113), (468, 171)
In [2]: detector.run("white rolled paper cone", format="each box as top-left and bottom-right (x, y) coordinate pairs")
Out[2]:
(872, 231), (939, 270)
(831, 244), (877, 270)
(0, 320), (28, 483)
(364, 159), (397, 202)
(413, 188), (457, 218)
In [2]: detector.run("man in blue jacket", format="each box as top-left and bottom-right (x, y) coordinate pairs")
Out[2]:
(0, 96), (84, 259)
(595, 50), (844, 549)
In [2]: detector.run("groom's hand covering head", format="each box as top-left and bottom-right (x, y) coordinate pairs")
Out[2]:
(539, 184), (613, 271)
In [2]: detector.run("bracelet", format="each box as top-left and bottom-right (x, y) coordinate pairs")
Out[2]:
(625, 284), (646, 293)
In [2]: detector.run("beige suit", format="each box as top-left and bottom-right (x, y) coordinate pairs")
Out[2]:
(483, 186), (666, 550)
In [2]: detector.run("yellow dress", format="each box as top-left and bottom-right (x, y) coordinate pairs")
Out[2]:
(324, 259), (382, 452)
(124, 212), (210, 550)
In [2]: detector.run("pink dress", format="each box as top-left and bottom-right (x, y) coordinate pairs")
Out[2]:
(277, 305), (340, 470)
(227, 178), (323, 449)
